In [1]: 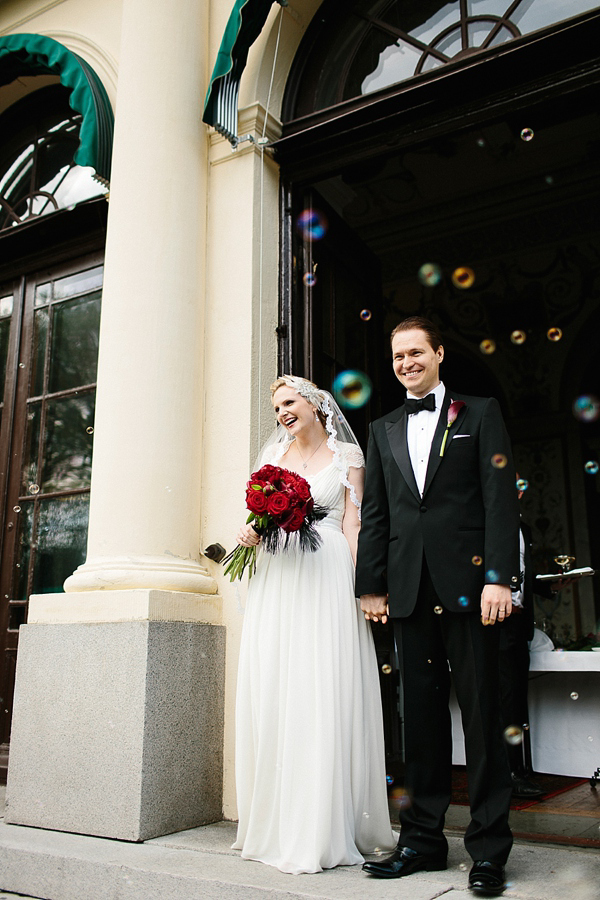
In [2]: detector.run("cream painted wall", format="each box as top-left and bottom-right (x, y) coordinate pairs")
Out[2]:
(0, 0), (122, 107)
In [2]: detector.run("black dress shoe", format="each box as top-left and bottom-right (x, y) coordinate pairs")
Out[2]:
(468, 861), (506, 894)
(511, 772), (544, 799)
(362, 845), (447, 878)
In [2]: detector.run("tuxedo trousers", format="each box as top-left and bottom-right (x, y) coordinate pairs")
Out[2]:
(499, 609), (531, 773)
(392, 561), (513, 864)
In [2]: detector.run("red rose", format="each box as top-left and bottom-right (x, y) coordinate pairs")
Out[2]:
(246, 488), (268, 514)
(267, 492), (291, 516)
(255, 465), (279, 481)
(279, 508), (305, 532)
(294, 479), (311, 501)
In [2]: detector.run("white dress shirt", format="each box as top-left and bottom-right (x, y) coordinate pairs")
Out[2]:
(406, 381), (445, 496)
(511, 528), (525, 607)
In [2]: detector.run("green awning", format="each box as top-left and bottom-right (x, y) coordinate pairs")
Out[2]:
(203, 0), (284, 143)
(0, 33), (114, 185)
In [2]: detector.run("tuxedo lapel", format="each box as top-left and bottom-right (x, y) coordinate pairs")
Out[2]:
(422, 391), (467, 496)
(385, 412), (420, 502)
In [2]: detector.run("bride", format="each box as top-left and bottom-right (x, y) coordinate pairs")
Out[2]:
(232, 375), (395, 874)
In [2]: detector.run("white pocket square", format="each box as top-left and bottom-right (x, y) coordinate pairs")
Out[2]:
(453, 434), (471, 439)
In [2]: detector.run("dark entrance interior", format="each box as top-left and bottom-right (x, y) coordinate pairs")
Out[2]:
(281, 73), (600, 651)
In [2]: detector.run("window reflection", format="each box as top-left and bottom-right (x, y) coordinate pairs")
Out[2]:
(0, 85), (106, 232)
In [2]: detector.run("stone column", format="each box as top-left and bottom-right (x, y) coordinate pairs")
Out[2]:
(6, 0), (225, 841)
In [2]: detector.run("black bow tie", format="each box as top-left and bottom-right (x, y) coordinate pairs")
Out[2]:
(405, 394), (436, 415)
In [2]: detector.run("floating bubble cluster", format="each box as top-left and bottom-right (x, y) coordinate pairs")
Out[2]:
(332, 370), (372, 409)
(471, 555), (483, 566)
(585, 461), (599, 475)
(302, 272), (317, 288)
(516, 478), (529, 491)
(573, 395), (600, 423)
(479, 339), (496, 355)
(452, 266), (475, 289)
(491, 453), (507, 469)
(418, 263), (442, 286)
(520, 127), (534, 141)
(510, 329), (526, 345)
(547, 327), (562, 342)
(296, 209), (327, 241)
(360, 309), (372, 321)
(503, 725), (523, 746)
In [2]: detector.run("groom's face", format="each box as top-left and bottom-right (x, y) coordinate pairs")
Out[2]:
(392, 328), (443, 398)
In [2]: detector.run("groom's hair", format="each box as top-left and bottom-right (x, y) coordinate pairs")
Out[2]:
(390, 316), (443, 352)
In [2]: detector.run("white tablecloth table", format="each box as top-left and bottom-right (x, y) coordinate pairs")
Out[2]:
(451, 651), (600, 778)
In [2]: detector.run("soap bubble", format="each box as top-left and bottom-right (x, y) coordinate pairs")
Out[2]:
(510, 329), (526, 345)
(471, 555), (483, 566)
(86, 426), (94, 434)
(547, 327), (562, 342)
(491, 453), (507, 469)
(386, 774), (394, 785)
(360, 309), (372, 321)
(296, 209), (327, 241)
(573, 395), (600, 423)
(332, 370), (372, 409)
(28, 484), (40, 494)
(516, 478), (529, 491)
(570, 692), (579, 700)
(458, 596), (470, 608)
(520, 127), (534, 142)
(389, 787), (412, 810)
(479, 339), (496, 355)
(459, 862), (468, 871)
(503, 725), (523, 746)
(418, 263), (442, 286)
(545, 175), (554, 185)
(434, 605), (443, 615)
(13, 506), (21, 513)
(486, 569), (500, 583)
(584, 461), (599, 475)
(452, 266), (475, 289)
(302, 272), (317, 287)
(381, 663), (392, 675)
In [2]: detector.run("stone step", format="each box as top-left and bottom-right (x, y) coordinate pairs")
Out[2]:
(1, 819), (599, 900)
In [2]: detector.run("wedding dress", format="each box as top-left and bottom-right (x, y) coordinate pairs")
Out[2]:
(233, 459), (395, 874)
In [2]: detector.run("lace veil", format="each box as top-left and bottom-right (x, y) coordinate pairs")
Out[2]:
(256, 375), (365, 513)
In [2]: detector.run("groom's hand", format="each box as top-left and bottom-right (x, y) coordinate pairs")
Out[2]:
(360, 594), (389, 624)
(480, 583), (512, 625)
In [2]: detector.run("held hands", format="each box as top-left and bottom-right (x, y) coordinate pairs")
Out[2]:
(237, 524), (261, 548)
(481, 583), (512, 625)
(360, 593), (389, 624)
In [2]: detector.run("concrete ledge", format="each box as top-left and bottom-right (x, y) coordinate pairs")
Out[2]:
(28, 589), (222, 625)
(1, 820), (599, 900)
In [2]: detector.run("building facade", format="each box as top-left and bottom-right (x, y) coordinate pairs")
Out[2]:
(0, 0), (598, 837)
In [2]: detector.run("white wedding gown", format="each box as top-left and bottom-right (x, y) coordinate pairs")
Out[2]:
(233, 462), (395, 874)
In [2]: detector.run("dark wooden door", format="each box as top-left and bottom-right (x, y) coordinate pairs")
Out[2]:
(0, 253), (102, 780)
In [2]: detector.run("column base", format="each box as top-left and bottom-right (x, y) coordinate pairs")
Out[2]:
(28, 588), (222, 625)
(64, 554), (218, 594)
(6, 620), (225, 841)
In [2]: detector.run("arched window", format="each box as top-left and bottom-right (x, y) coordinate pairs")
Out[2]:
(286, 0), (600, 120)
(0, 84), (106, 232)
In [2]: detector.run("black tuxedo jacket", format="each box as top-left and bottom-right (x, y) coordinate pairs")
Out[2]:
(355, 389), (521, 618)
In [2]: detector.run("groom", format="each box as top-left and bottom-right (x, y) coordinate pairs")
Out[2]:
(356, 316), (520, 895)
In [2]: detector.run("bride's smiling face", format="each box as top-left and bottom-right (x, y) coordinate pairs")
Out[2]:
(272, 386), (316, 436)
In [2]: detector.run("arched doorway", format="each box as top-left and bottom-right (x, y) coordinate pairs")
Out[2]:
(275, 0), (600, 648)
(0, 66), (110, 781)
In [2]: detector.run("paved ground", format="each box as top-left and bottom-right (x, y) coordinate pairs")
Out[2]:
(1, 784), (599, 899)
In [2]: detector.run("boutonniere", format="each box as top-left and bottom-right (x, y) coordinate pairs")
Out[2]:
(440, 400), (466, 456)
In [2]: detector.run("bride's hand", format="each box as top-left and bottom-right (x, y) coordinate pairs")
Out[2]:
(237, 524), (261, 547)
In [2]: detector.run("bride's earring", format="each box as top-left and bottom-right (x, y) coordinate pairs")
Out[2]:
(314, 410), (319, 422)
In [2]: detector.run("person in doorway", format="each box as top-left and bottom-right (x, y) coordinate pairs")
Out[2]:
(232, 375), (395, 875)
(356, 316), (521, 895)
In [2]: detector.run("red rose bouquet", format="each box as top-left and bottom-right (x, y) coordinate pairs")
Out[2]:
(223, 465), (328, 581)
